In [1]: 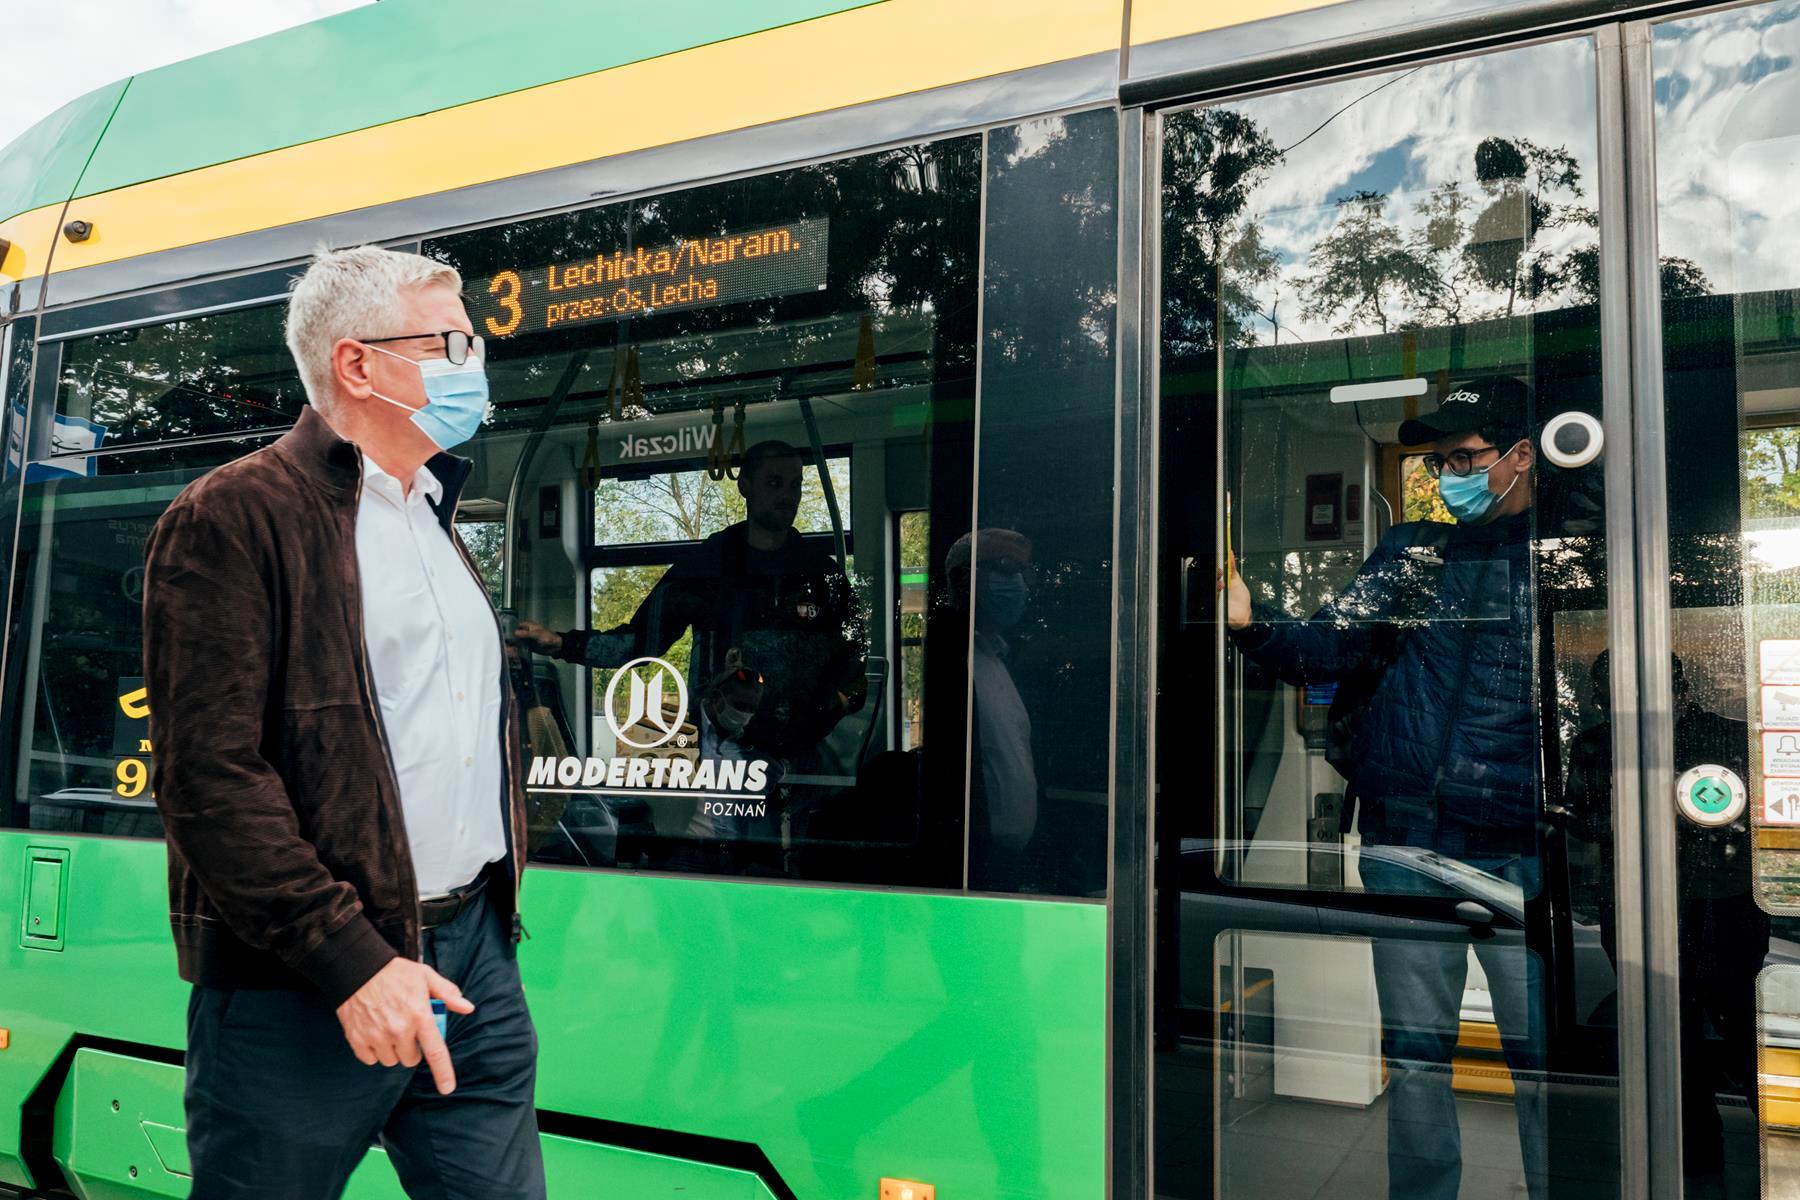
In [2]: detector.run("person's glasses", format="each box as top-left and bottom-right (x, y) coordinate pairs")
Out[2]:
(727, 668), (764, 686)
(359, 330), (485, 366)
(1421, 445), (1502, 478)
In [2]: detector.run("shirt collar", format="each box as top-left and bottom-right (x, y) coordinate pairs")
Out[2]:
(361, 454), (443, 506)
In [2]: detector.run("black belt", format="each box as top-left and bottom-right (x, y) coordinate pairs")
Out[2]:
(419, 866), (492, 930)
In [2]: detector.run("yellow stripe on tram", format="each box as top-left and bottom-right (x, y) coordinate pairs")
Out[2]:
(46, 0), (1123, 275)
(0, 204), (67, 283)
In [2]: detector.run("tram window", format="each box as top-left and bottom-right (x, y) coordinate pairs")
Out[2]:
(52, 303), (301, 451)
(896, 510), (928, 752)
(425, 136), (981, 888)
(1, 436), (282, 836)
(457, 514), (505, 605)
(594, 459), (850, 547)
(969, 109), (1120, 896)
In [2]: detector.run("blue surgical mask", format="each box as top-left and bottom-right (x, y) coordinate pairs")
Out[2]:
(713, 701), (755, 739)
(366, 344), (491, 451)
(978, 573), (1029, 630)
(1438, 442), (1523, 524)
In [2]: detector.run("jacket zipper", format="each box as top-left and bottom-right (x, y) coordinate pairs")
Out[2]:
(349, 469), (429, 958)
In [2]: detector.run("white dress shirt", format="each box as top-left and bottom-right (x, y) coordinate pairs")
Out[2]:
(971, 630), (1037, 850)
(356, 455), (507, 897)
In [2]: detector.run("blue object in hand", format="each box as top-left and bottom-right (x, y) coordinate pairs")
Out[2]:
(431, 998), (447, 1040)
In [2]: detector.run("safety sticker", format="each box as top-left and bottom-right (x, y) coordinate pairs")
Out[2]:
(1763, 640), (1800, 686)
(1767, 779), (1800, 827)
(1766, 730), (1800, 777)
(1764, 685), (1800, 731)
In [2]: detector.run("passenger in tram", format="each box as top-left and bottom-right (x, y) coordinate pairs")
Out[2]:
(513, 438), (866, 866)
(947, 527), (1041, 892)
(1567, 650), (1767, 1183)
(1219, 375), (1547, 1200)
(634, 650), (765, 872)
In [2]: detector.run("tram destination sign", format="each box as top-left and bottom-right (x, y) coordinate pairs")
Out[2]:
(467, 217), (829, 338)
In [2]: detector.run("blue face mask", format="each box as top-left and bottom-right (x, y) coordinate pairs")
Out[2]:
(366, 344), (491, 451)
(978, 572), (1029, 630)
(1437, 442), (1523, 524)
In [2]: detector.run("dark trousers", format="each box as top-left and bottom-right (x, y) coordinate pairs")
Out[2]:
(1362, 855), (1548, 1200)
(184, 890), (545, 1200)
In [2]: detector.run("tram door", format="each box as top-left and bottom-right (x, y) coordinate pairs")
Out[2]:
(1153, 36), (1628, 1200)
(1649, 2), (1800, 1196)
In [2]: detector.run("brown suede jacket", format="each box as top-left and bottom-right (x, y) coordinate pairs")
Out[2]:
(143, 405), (527, 1006)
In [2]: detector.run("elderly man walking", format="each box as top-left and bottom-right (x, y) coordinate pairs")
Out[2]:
(143, 246), (545, 1199)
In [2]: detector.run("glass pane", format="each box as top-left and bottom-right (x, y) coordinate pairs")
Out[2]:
(427, 136), (981, 888)
(1653, 3), (1800, 1194)
(971, 109), (1118, 896)
(2, 437), (280, 835)
(897, 510), (928, 752)
(594, 458), (850, 547)
(1157, 37), (1619, 1200)
(52, 304), (301, 450)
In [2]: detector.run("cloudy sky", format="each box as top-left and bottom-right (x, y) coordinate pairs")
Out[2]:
(1, 0), (370, 155)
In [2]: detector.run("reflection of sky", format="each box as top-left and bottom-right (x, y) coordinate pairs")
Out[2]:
(1654, 0), (1800, 294)
(1749, 528), (1800, 572)
(1212, 37), (1600, 343)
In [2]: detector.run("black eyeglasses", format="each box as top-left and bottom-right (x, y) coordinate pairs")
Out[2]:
(727, 668), (764, 686)
(1421, 445), (1504, 478)
(359, 330), (485, 366)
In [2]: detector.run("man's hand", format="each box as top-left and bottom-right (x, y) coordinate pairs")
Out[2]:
(1216, 551), (1251, 631)
(510, 620), (562, 653)
(336, 958), (476, 1095)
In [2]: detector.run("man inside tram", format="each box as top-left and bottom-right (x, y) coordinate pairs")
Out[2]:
(512, 438), (866, 867)
(1218, 374), (1546, 1200)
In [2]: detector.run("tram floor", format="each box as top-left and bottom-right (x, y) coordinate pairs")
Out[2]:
(1153, 1043), (1646, 1200)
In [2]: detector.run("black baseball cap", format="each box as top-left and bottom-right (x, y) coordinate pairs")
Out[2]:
(1397, 375), (1531, 446)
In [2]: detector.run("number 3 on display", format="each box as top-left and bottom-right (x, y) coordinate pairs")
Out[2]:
(114, 757), (151, 800)
(486, 270), (523, 337)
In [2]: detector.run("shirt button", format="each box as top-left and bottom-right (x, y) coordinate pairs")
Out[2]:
(456, 691), (465, 702)
(464, 756), (474, 768)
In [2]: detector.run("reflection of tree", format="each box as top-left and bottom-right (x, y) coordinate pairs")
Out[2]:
(1402, 456), (1455, 523)
(1161, 109), (1283, 357)
(1301, 190), (1437, 334)
(1407, 182), (1484, 326)
(1201, 124), (1719, 339)
(59, 306), (300, 448)
(459, 519), (504, 604)
(1744, 426), (1800, 518)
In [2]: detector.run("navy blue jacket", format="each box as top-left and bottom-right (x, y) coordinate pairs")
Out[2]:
(1232, 511), (1537, 861)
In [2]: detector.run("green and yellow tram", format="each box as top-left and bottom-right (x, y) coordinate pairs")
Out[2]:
(2, 0), (1799, 1196)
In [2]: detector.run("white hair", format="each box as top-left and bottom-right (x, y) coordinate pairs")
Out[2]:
(284, 245), (462, 413)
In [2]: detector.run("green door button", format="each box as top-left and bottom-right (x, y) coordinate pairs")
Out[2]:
(1692, 779), (1731, 814)
(1676, 764), (1747, 828)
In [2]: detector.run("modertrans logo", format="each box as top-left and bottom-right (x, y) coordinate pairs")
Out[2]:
(525, 656), (768, 814)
